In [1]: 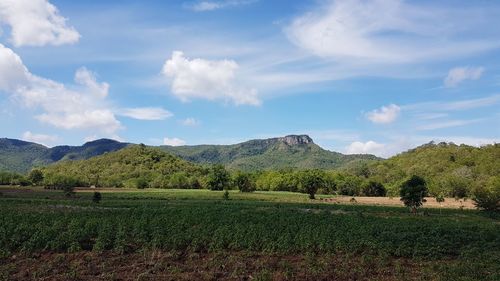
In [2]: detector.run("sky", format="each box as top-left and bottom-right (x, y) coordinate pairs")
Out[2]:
(0, 0), (499, 157)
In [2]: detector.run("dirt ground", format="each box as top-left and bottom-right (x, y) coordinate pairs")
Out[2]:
(0, 251), (442, 281)
(321, 196), (475, 209)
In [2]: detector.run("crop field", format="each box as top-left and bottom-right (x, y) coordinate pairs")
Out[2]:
(0, 187), (499, 280)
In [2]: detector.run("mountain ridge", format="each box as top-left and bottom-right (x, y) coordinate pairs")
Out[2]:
(0, 135), (378, 173)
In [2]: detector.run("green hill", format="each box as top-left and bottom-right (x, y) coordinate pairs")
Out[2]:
(43, 145), (204, 188)
(366, 142), (500, 195)
(0, 138), (129, 173)
(161, 135), (380, 171)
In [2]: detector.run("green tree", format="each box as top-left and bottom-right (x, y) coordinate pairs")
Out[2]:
(400, 175), (428, 213)
(234, 172), (255, 192)
(299, 170), (325, 199)
(436, 192), (445, 214)
(472, 177), (500, 212)
(28, 169), (44, 185)
(362, 181), (386, 197)
(207, 164), (231, 191)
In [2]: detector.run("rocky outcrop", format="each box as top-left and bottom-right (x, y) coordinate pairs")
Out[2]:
(277, 135), (314, 146)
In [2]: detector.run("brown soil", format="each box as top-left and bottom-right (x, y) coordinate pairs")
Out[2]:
(1, 251), (441, 281)
(321, 196), (475, 209)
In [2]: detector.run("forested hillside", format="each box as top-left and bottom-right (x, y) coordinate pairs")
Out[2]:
(0, 138), (129, 173)
(162, 135), (380, 171)
(42, 145), (205, 188)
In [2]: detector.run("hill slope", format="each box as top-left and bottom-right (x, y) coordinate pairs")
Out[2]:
(161, 135), (380, 171)
(43, 145), (204, 188)
(367, 142), (500, 195)
(0, 138), (129, 173)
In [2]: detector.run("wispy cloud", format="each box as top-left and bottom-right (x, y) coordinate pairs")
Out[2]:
(416, 119), (483, 131)
(118, 107), (173, 120)
(163, 137), (186, 146)
(188, 0), (258, 12)
(444, 66), (484, 87)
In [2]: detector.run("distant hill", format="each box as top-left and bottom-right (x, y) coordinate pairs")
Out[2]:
(43, 145), (204, 188)
(0, 135), (379, 173)
(366, 142), (500, 195)
(0, 138), (129, 173)
(160, 135), (380, 171)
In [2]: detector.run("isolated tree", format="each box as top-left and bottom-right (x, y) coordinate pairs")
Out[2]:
(207, 165), (231, 191)
(472, 177), (500, 212)
(92, 192), (102, 203)
(234, 172), (255, 192)
(299, 170), (325, 199)
(400, 175), (428, 213)
(362, 181), (387, 197)
(28, 169), (44, 186)
(436, 192), (445, 214)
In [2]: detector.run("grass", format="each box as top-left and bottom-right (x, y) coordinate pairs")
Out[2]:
(0, 186), (499, 280)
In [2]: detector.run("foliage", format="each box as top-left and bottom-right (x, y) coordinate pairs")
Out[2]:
(234, 172), (255, 192)
(400, 176), (428, 211)
(92, 192), (102, 203)
(223, 190), (230, 200)
(436, 193), (445, 204)
(207, 165), (231, 191)
(472, 177), (500, 212)
(362, 181), (386, 197)
(298, 170), (326, 199)
(28, 168), (44, 185)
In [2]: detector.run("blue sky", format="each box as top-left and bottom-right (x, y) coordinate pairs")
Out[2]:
(0, 0), (499, 157)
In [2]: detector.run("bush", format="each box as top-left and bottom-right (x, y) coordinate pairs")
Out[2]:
(135, 177), (149, 189)
(234, 172), (255, 192)
(472, 177), (500, 212)
(92, 192), (102, 203)
(28, 169), (44, 185)
(362, 181), (386, 197)
(400, 175), (428, 212)
(207, 165), (231, 191)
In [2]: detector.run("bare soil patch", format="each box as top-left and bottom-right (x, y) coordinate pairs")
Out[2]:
(322, 196), (475, 209)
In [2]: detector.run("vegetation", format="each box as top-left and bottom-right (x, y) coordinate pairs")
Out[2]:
(0, 187), (498, 280)
(92, 191), (102, 203)
(472, 177), (500, 212)
(207, 164), (231, 191)
(400, 176), (428, 212)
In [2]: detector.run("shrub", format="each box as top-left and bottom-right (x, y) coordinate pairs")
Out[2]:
(92, 192), (102, 203)
(223, 190), (230, 200)
(135, 177), (149, 189)
(28, 169), (44, 185)
(400, 175), (428, 213)
(234, 172), (255, 192)
(207, 165), (231, 191)
(472, 177), (500, 212)
(362, 181), (386, 197)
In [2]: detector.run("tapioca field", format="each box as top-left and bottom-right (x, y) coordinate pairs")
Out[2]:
(0, 187), (498, 281)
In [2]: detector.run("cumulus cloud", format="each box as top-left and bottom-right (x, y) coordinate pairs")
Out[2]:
(0, 43), (121, 135)
(119, 107), (173, 120)
(444, 66), (484, 87)
(163, 137), (186, 146)
(22, 131), (58, 146)
(189, 0), (257, 12)
(366, 104), (400, 124)
(0, 0), (80, 46)
(180, 117), (199, 126)
(346, 141), (386, 155)
(286, 0), (498, 63)
(162, 51), (260, 106)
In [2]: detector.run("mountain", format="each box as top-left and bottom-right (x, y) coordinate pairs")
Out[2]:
(160, 135), (380, 171)
(0, 138), (129, 173)
(43, 145), (204, 188)
(0, 135), (379, 173)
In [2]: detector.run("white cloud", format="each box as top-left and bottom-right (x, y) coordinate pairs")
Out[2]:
(346, 141), (386, 155)
(0, 43), (121, 135)
(366, 104), (400, 124)
(162, 51), (260, 106)
(416, 119), (483, 131)
(21, 131), (58, 146)
(189, 0), (257, 12)
(444, 67), (484, 87)
(286, 0), (498, 63)
(163, 137), (186, 146)
(0, 0), (80, 46)
(119, 107), (173, 120)
(180, 117), (199, 126)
